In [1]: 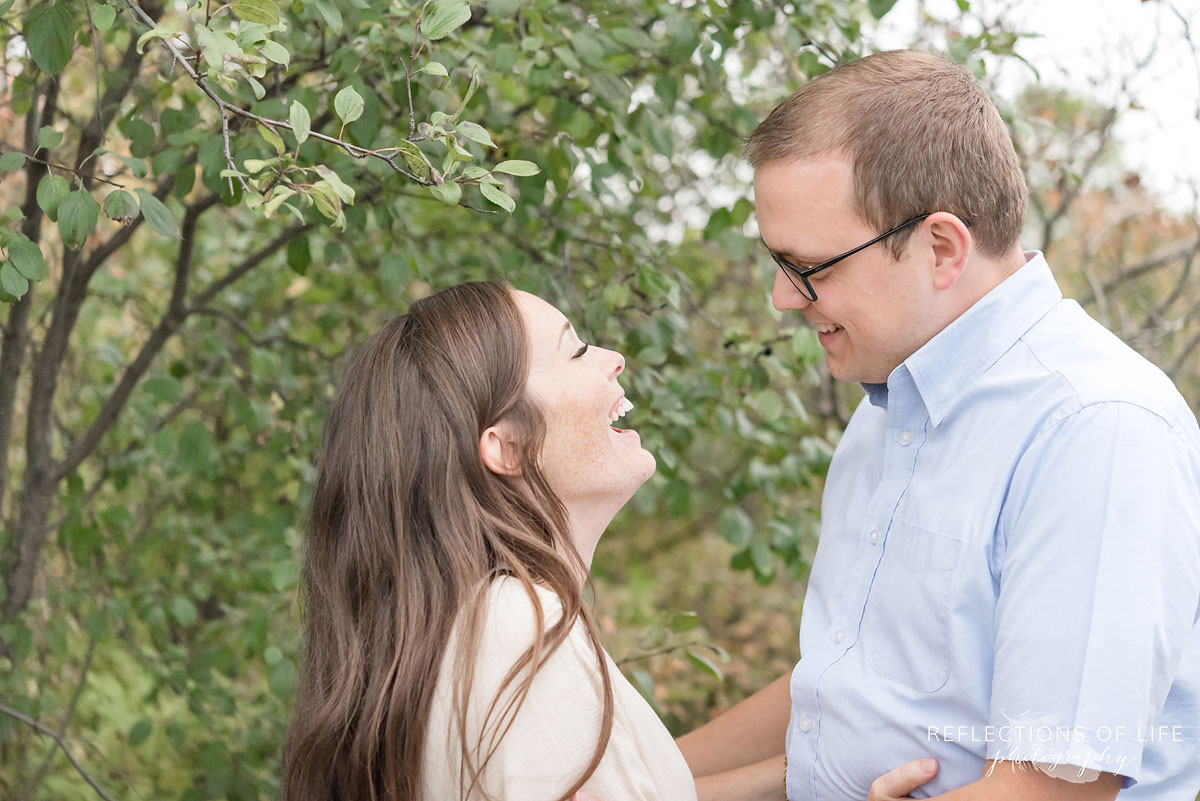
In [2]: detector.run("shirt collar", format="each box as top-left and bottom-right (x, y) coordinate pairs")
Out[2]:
(864, 251), (1063, 424)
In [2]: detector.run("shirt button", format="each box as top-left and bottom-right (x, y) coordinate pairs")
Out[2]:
(868, 528), (882, 544)
(898, 430), (913, 446)
(798, 716), (813, 732)
(833, 628), (846, 643)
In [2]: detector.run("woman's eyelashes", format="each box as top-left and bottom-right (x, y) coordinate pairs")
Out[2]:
(572, 342), (589, 359)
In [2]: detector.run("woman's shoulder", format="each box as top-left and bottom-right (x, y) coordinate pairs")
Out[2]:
(475, 576), (580, 662)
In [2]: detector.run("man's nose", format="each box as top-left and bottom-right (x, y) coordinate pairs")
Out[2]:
(772, 269), (812, 311)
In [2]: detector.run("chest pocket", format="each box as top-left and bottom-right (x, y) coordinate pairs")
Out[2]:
(863, 521), (962, 693)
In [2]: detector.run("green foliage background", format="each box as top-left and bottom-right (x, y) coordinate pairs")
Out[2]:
(0, 0), (1196, 798)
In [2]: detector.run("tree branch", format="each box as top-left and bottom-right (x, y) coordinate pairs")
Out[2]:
(0, 80), (57, 529)
(1079, 235), (1200, 305)
(56, 196), (216, 482)
(188, 220), (313, 311)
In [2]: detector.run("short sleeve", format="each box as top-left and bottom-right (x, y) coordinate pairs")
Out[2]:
(989, 402), (1200, 785)
(462, 580), (671, 801)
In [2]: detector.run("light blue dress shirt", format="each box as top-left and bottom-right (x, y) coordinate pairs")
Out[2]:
(785, 253), (1200, 800)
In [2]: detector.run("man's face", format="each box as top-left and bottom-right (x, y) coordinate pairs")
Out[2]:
(754, 154), (936, 384)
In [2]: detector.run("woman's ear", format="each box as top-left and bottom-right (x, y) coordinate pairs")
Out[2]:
(480, 423), (523, 477)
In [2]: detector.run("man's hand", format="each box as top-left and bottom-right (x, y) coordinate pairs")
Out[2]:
(867, 758), (939, 801)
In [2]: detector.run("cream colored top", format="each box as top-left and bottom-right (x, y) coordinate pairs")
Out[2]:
(420, 578), (698, 801)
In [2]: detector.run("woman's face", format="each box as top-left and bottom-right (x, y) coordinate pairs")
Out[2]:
(514, 290), (656, 510)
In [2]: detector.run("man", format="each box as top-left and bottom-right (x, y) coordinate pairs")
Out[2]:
(675, 50), (1200, 800)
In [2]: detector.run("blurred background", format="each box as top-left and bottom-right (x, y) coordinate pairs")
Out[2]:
(1, 0), (1196, 798)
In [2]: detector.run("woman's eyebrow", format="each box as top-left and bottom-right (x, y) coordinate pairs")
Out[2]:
(557, 320), (571, 347)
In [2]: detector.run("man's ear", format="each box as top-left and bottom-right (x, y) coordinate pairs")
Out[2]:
(480, 423), (523, 477)
(925, 212), (972, 292)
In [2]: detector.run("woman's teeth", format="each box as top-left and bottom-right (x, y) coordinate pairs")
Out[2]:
(609, 397), (633, 424)
(814, 323), (843, 334)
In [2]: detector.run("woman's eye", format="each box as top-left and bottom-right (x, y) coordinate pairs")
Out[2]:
(573, 343), (589, 359)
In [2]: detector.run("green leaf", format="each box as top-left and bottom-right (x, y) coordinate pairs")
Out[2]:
(455, 121), (495, 148)
(259, 39), (289, 67)
(487, 0), (521, 18)
(112, 152), (147, 178)
(570, 29), (605, 64)
(429, 180), (462, 206)
(170, 596), (198, 627)
(753, 389), (783, 422)
(0, 151), (25, 172)
(718, 506), (753, 549)
(315, 166), (355, 204)
(311, 0), (342, 33)
(0, 263), (29, 299)
(686, 648), (723, 681)
(418, 61), (449, 78)
(143, 376), (183, 403)
(257, 123), (286, 155)
(36, 174), (69, 221)
(462, 164), (496, 182)
(492, 159), (540, 176)
(287, 235), (311, 275)
(868, 0), (899, 19)
(631, 669), (663, 716)
(128, 720), (152, 747)
(102, 189), (138, 224)
(37, 126), (62, 150)
(670, 611), (700, 633)
(6, 235), (46, 280)
(120, 117), (155, 158)
(57, 190), (100, 250)
(307, 182), (342, 220)
(25, 3), (75, 75)
(421, 0), (471, 41)
(263, 187), (296, 217)
(134, 188), (178, 237)
(396, 140), (431, 180)
(479, 181), (514, 213)
(290, 100), (311, 145)
(333, 86), (364, 125)
(231, 0), (279, 25)
(268, 656), (298, 699)
(91, 4), (116, 32)
(135, 27), (175, 54)
(178, 420), (213, 469)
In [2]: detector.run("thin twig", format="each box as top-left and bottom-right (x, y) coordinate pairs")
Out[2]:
(0, 702), (117, 801)
(25, 633), (99, 796)
(123, 0), (433, 186)
(0, 148), (127, 188)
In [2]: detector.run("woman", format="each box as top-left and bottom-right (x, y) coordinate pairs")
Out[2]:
(279, 280), (694, 801)
(278, 280), (934, 801)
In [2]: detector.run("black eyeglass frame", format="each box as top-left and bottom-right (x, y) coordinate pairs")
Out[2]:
(764, 213), (931, 301)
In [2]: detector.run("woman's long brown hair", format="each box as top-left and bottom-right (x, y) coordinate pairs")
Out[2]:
(279, 281), (614, 801)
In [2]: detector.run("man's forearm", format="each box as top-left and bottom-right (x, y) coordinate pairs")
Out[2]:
(676, 672), (791, 777)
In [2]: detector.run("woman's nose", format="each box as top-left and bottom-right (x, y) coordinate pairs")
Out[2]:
(609, 349), (625, 377)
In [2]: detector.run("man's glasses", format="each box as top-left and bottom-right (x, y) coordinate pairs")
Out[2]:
(764, 214), (931, 302)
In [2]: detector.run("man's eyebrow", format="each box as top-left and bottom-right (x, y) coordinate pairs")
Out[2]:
(761, 237), (813, 264)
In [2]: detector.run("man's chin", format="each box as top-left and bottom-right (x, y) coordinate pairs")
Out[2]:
(826, 354), (891, 385)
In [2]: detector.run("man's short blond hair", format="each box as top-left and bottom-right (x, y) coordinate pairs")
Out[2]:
(745, 49), (1026, 259)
